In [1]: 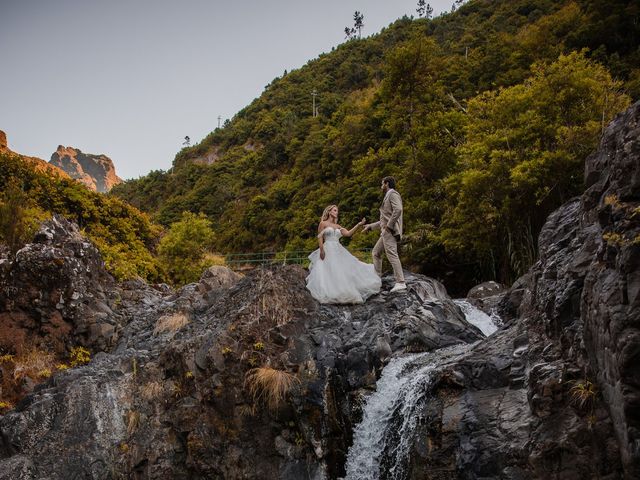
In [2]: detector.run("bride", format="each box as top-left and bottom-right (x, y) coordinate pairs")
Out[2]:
(306, 204), (381, 304)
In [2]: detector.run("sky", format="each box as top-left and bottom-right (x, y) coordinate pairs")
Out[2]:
(1, 0), (453, 179)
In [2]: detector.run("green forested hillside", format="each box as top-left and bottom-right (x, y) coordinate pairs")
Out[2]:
(0, 152), (163, 281)
(112, 0), (638, 290)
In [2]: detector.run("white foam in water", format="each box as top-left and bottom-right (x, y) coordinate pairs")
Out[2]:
(342, 353), (435, 480)
(454, 299), (499, 336)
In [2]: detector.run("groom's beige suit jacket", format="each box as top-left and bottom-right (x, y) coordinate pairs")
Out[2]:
(369, 189), (403, 239)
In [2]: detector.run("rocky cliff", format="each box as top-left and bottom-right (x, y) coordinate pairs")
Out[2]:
(50, 146), (122, 193)
(0, 102), (638, 479)
(0, 215), (481, 479)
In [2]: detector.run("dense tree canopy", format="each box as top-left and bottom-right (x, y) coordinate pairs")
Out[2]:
(0, 152), (162, 281)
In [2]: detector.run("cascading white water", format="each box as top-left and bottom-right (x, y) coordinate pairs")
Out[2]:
(343, 344), (469, 480)
(342, 301), (498, 479)
(342, 352), (435, 480)
(454, 299), (499, 336)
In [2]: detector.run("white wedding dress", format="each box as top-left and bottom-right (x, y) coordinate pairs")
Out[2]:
(306, 227), (381, 304)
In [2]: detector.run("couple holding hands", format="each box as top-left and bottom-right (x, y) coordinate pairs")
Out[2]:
(305, 176), (406, 304)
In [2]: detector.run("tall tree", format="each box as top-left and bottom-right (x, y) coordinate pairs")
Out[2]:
(354, 11), (364, 38)
(344, 26), (355, 40)
(426, 3), (434, 19)
(417, 0), (426, 18)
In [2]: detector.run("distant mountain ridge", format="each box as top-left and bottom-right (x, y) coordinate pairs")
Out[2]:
(50, 146), (122, 193)
(0, 130), (122, 193)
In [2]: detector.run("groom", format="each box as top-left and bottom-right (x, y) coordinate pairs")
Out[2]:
(363, 176), (406, 293)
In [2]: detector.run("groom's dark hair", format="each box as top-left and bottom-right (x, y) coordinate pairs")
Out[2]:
(382, 176), (396, 189)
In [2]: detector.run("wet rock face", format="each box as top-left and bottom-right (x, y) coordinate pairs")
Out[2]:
(50, 146), (122, 193)
(581, 102), (640, 474)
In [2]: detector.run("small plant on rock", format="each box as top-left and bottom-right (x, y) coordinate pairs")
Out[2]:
(153, 312), (189, 336)
(221, 346), (233, 356)
(140, 381), (164, 401)
(125, 410), (140, 435)
(244, 366), (300, 411)
(569, 379), (597, 409)
(70, 346), (91, 367)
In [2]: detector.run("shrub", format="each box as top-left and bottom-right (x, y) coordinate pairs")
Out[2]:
(158, 211), (216, 286)
(11, 348), (55, 382)
(69, 346), (91, 367)
(569, 379), (597, 409)
(0, 181), (49, 254)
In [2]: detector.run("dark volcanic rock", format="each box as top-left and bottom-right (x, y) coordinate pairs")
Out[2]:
(0, 233), (482, 479)
(0, 215), (122, 355)
(466, 280), (507, 316)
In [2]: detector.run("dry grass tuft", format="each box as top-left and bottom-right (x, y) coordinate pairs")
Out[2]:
(140, 381), (164, 401)
(12, 348), (55, 382)
(244, 366), (300, 411)
(154, 312), (189, 336)
(126, 409), (140, 435)
(203, 253), (227, 266)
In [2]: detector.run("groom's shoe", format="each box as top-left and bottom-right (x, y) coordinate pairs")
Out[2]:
(390, 282), (407, 293)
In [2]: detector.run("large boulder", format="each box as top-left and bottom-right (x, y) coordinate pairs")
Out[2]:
(0, 215), (122, 355)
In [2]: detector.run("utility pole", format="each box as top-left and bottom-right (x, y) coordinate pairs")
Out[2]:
(217, 115), (222, 128)
(311, 89), (318, 117)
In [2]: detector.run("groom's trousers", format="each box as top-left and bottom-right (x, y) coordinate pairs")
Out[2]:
(372, 230), (405, 283)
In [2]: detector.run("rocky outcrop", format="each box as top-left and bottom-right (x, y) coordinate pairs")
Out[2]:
(0, 216), (122, 365)
(50, 146), (122, 192)
(581, 102), (640, 474)
(0, 214), (482, 479)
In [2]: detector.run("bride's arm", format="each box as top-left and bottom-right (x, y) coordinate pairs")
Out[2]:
(317, 223), (326, 260)
(340, 218), (366, 237)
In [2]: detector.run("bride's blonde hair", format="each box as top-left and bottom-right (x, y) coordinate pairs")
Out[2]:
(321, 204), (338, 222)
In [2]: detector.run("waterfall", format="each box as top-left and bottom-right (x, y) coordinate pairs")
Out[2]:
(342, 346), (468, 480)
(453, 299), (499, 336)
